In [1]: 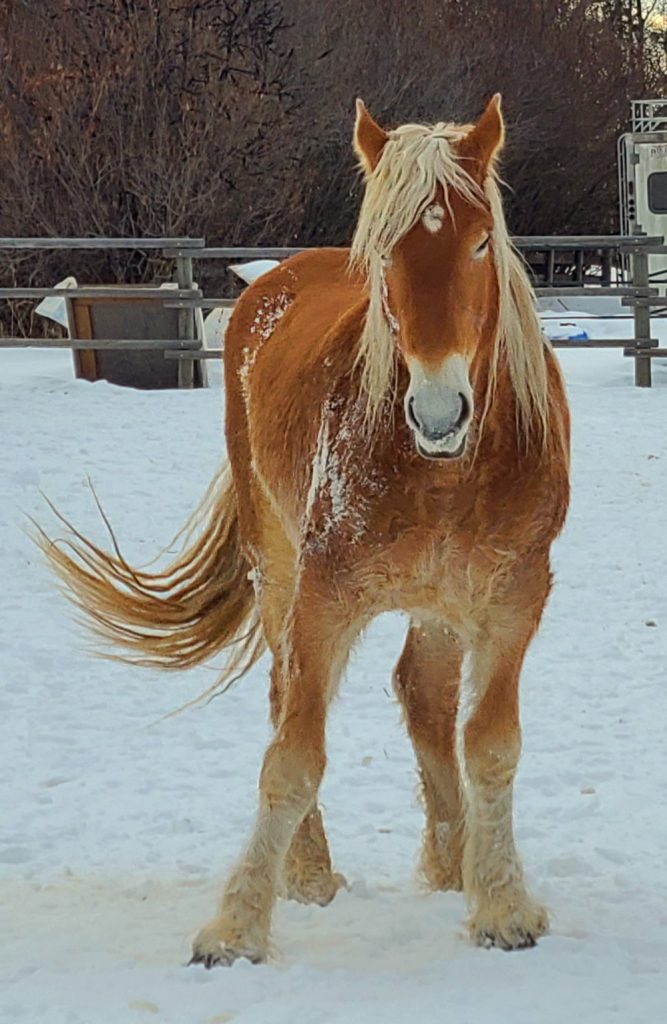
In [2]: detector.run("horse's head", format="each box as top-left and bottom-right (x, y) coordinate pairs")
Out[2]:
(352, 96), (505, 460)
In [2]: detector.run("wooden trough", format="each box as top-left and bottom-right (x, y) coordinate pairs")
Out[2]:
(66, 290), (206, 389)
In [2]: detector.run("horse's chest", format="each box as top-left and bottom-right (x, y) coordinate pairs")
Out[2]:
(377, 474), (509, 552)
(372, 464), (559, 609)
(384, 446), (562, 548)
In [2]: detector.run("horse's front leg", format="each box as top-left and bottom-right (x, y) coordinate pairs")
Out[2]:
(461, 565), (551, 951)
(190, 569), (361, 967)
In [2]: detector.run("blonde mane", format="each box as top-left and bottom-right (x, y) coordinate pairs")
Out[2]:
(349, 120), (551, 444)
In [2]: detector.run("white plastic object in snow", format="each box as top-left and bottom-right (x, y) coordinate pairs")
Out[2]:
(203, 307), (229, 348)
(34, 276), (78, 330)
(229, 260), (280, 285)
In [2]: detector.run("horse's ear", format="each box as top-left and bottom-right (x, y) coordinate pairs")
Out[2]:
(459, 93), (504, 178)
(354, 99), (388, 175)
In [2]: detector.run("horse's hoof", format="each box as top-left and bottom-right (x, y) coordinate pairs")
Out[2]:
(189, 920), (267, 968)
(469, 899), (549, 951)
(188, 946), (264, 968)
(284, 870), (347, 906)
(189, 942), (266, 968)
(420, 855), (463, 893)
(476, 928), (537, 951)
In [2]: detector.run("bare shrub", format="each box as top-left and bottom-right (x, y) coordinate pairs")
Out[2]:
(1, 0), (666, 338)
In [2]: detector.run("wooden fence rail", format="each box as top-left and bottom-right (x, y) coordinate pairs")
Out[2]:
(0, 237), (205, 250)
(0, 338), (198, 350)
(0, 237), (206, 387)
(0, 235), (665, 386)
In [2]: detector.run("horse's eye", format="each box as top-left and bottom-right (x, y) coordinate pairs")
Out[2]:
(473, 235), (491, 260)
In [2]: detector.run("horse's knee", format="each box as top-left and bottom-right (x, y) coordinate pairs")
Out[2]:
(464, 721), (521, 789)
(259, 725), (326, 809)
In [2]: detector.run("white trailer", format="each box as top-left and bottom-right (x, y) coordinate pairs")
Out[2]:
(619, 99), (667, 288)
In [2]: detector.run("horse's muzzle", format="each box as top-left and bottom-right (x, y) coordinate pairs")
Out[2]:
(404, 355), (473, 460)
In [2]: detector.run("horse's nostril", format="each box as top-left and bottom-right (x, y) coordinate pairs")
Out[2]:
(457, 392), (470, 428)
(407, 395), (421, 430)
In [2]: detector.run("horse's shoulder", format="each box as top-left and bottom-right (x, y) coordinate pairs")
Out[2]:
(226, 248), (364, 357)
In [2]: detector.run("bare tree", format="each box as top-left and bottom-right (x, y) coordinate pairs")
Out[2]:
(0, 0), (297, 330)
(1, 0), (666, 338)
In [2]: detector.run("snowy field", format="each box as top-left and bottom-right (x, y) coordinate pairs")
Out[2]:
(2, 323), (667, 1023)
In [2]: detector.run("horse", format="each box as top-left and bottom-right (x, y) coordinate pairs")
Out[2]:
(40, 94), (570, 967)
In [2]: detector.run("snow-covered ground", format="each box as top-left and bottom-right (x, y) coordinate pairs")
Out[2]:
(2, 326), (667, 1024)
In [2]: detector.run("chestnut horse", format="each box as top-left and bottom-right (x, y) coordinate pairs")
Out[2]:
(41, 95), (570, 966)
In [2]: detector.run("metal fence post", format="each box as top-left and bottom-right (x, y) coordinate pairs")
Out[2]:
(631, 245), (652, 387)
(176, 254), (195, 388)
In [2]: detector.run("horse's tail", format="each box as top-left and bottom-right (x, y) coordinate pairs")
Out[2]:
(35, 466), (265, 686)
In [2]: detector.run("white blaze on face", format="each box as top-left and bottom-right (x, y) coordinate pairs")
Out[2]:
(405, 354), (473, 458)
(421, 203), (445, 234)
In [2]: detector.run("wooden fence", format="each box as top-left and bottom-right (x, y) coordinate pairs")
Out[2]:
(0, 234), (665, 387)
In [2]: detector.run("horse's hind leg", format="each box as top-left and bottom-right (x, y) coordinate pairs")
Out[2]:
(191, 567), (360, 966)
(282, 799), (346, 906)
(393, 620), (464, 891)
